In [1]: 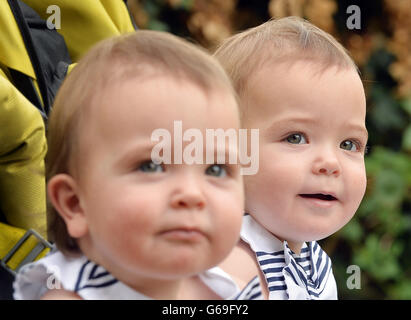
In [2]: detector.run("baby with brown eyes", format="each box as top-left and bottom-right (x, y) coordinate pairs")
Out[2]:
(12, 30), (258, 300)
(215, 16), (368, 299)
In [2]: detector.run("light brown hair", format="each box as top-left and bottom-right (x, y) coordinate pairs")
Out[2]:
(214, 16), (358, 106)
(46, 30), (237, 254)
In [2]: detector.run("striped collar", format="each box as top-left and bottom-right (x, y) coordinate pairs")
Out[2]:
(14, 249), (263, 300)
(240, 215), (338, 300)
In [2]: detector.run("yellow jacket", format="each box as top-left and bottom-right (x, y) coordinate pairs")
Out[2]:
(0, 0), (135, 271)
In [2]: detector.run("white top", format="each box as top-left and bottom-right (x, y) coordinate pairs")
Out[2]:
(13, 248), (262, 300)
(240, 214), (338, 300)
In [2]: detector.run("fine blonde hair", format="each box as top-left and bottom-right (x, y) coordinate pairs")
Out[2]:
(46, 30), (237, 254)
(214, 16), (358, 102)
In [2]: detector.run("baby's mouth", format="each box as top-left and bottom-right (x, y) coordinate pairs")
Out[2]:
(299, 193), (338, 201)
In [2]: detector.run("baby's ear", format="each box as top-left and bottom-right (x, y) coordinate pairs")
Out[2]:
(47, 174), (88, 238)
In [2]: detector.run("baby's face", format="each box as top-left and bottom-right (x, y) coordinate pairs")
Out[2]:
(243, 61), (367, 244)
(76, 77), (243, 287)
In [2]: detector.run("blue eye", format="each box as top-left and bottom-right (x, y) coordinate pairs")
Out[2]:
(205, 164), (227, 177)
(340, 140), (359, 152)
(286, 133), (307, 144)
(138, 160), (164, 173)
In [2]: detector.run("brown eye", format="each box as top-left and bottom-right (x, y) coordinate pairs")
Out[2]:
(286, 133), (307, 144)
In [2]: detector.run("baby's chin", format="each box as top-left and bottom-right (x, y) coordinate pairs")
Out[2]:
(259, 219), (338, 244)
(153, 250), (229, 277)
(254, 212), (351, 244)
(278, 227), (341, 245)
(144, 261), (219, 281)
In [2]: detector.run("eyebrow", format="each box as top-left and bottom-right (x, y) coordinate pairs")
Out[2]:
(267, 116), (369, 141)
(267, 116), (316, 128)
(117, 142), (158, 167)
(345, 123), (369, 141)
(117, 141), (240, 166)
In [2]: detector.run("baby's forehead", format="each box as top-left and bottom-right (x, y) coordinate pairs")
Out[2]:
(245, 58), (360, 97)
(86, 75), (240, 134)
(241, 59), (365, 123)
(98, 74), (237, 111)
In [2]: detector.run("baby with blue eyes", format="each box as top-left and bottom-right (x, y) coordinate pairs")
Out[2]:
(13, 30), (253, 300)
(215, 17), (368, 299)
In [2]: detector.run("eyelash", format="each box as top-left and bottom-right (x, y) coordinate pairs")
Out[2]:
(137, 159), (165, 173)
(136, 160), (233, 177)
(346, 139), (364, 152)
(205, 164), (231, 177)
(283, 132), (367, 153)
(282, 132), (309, 144)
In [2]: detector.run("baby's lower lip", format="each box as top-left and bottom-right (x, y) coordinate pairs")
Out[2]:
(159, 229), (206, 242)
(298, 195), (338, 208)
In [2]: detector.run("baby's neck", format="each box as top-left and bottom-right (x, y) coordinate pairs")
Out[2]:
(128, 277), (183, 300)
(286, 241), (304, 255)
(270, 231), (304, 255)
(178, 275), (222, 300)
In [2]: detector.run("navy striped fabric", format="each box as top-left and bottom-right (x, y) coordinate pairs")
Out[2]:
(75, 260), (118, 292)
(256, 242), (333, 299)
(73, 258), (264, 299)
(233, 276), (263, 300)
(241, 215), (337, 300)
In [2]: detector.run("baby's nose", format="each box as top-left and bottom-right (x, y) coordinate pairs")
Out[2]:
(170, 176), (206, 210)
(311, 151), (341, 177)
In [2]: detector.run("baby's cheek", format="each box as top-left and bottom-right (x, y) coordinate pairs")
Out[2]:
(214, 202), (243, 253)
(105, 200), (149, 238)
(339, 168), (367, 228)
(351, 165), (367, 205)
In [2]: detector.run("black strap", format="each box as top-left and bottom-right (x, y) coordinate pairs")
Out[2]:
(7, 0), (50, 117)
(8, 69), (48, 120)
(123, 0), (138, 30)
(8, 68), (42, 110)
